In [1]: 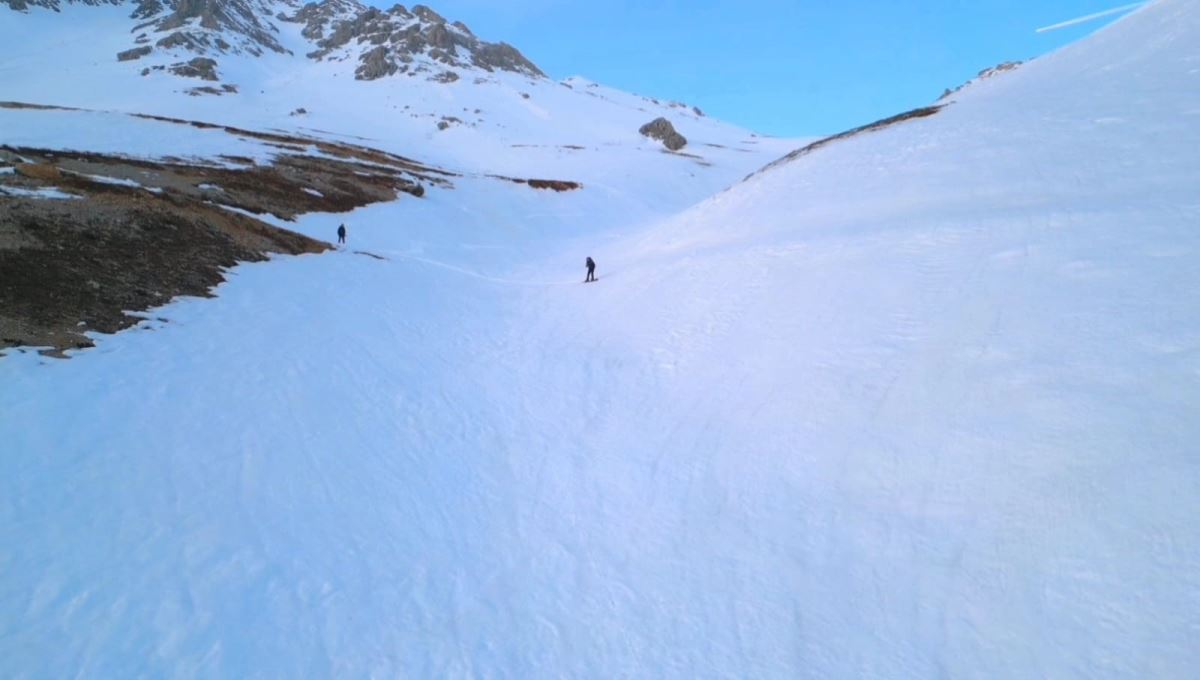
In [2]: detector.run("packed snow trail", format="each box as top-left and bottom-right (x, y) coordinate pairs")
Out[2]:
(3, 0), (1200, 677)
(383, 250), (585, 287)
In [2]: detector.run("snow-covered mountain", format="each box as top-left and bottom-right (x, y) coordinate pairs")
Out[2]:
(5, 0), (543, 75)
(0, 0), (791, 196)
(3, 0), (1200, 677)
(1, 0), (798, 351)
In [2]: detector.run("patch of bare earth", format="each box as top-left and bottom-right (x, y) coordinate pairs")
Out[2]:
(0, 101), (584, 356)
(0, 134), (441, 355)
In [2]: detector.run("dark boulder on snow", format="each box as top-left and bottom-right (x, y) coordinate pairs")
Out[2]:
(169, 57), (219, 81)
(117, 46), (153, 62)
(639, 117), (688, 151)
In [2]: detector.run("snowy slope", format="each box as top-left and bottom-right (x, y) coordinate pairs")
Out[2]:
(3, 1), (1200, 678)
(0, 1), (791, 198)
(521, 1), (1200, 675)
(0, 0), (798, 318)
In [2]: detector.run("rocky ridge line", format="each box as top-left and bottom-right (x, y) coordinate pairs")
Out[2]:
(281, 1), (544, 81)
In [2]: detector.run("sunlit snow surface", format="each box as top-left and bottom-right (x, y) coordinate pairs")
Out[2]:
(2, 0), (1200, 677)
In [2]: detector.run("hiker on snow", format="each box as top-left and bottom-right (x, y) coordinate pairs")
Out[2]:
(337, 223), (347, 245)
(585, 256), (596, 283)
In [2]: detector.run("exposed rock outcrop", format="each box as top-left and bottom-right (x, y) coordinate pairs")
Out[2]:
(281, 0), (545, 81)
(169, 57), (219, 81)
(639, 117), (688, 151)
(143, 0), (291, 56)
(117, 46), (153, 62)
(940, 61), (1022, 100)
(18, 0), (545, 85)
(356, 45), (398, 80)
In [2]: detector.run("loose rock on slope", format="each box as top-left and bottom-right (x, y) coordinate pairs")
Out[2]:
(639, 117), (688, 151)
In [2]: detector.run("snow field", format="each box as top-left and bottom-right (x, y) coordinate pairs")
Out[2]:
(2, 0), (1199, 677)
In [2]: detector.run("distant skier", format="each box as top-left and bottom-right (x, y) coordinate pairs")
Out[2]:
(337, 223), (347, 245)
(585, 256), (596, 283)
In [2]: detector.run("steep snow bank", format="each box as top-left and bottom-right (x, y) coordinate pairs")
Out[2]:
(537, 0), (1200, 674)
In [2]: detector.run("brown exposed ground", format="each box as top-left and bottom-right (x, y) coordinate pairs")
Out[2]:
(0, 101), (585, 356)
(0, 136), (439, 354)
(1, 189), (325, 356)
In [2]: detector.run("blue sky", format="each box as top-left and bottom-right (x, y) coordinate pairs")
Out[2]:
(379, 1), (1142, 137)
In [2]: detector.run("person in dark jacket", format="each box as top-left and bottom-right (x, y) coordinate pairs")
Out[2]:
(337, 223), (347, 245)
(585, 256), (596, 282)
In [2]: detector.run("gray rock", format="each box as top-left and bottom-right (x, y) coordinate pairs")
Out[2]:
(168, 57), (219, 81)
(426, 22), (453, 50)
(281, 0), (545, 80)
(131, 0), (163, 20)
(412, 4), (444, 24)
(472, 42), (543, 77)
(355, 46), (397, 81)
(639, 117), (688, 151)
(940, 60), (1023, 101)
(185, 85), (224, 96)
(156, 32), (202, 51)
(153, 0), (287, 54)
(117, 46), (153, 62)
(17, 0), (544, 82)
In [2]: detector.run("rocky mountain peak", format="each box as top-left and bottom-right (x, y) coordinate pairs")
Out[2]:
(5, 0), (544, 82)
(281, 0), (544, 80)
(132, 0), (296, 55)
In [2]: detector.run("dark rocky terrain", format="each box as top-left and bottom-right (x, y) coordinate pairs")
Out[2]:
(287, 1), (544, 80)
(639, 117), (688, 151)
(3, 0), (545, 85)
(0, 103), (440, 354)
(0, 101), (582, 355)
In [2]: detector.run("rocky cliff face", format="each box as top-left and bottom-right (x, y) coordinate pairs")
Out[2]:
(133, 0), (294, 55)
(5, 0), (544, 81)
(281, 1), (544, 80)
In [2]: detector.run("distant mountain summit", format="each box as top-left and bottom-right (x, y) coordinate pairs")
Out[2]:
(288, 1), (544, 79)
(3, 0), (544, 81)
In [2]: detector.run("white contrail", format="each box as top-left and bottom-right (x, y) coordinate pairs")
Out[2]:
(1036, 2), (1147, 32)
